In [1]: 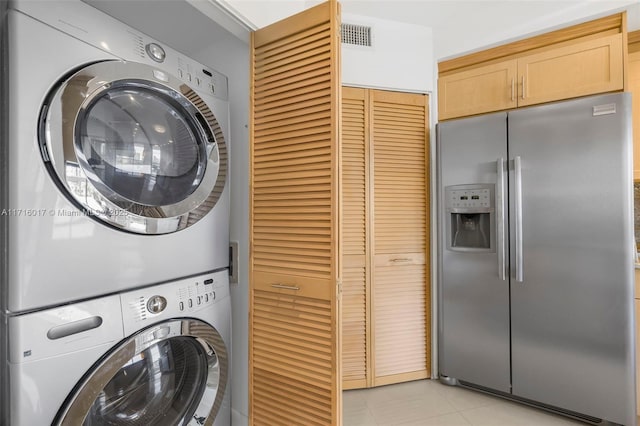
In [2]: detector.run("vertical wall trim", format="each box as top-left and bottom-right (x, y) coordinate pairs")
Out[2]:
(0, 2), (11, 424)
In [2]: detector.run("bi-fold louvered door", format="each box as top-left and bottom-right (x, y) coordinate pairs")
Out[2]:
(341, 87), (430, 389)
(249, 1), (342, 425)
(341, 87), (369, 389)
(371, 90), (430, 386)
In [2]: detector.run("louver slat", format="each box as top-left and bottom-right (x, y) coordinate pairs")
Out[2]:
(371, 90), (430, 386)
(250, 1), (341, 425)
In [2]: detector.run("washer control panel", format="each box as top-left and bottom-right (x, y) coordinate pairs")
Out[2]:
(177, 278), (216, 313)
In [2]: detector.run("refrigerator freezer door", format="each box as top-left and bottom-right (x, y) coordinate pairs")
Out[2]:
(508, 93), (635, 425)
(437, 112), (511, 393)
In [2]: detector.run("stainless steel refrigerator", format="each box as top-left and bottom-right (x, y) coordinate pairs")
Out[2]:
(437, 92), (636, 425)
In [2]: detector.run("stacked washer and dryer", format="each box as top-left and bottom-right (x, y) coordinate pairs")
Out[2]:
(1, 1), (232, 424)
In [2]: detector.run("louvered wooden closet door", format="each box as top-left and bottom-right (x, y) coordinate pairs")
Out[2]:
(341, 87), (369, 389)
(250, 1), (342, 425)
(371, 90), (430, 386)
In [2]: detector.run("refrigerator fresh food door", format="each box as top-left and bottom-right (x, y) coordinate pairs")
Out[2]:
(508, 93), (636, 426)
(437, 112), (511, 393)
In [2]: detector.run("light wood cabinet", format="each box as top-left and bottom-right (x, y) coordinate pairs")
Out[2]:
(517, 33), (623, 107)
(631, 55), (640, 181)
(438, 14), (626, 120)
(629, 32), (640, 181)
(438, 60), (517, 120)
(341, 87), (431, 390)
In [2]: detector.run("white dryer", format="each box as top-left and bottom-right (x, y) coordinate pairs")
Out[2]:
(4, 0), (230, 312)
(6, 270), (231, 425)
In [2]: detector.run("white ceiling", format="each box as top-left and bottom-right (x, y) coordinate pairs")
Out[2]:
(221, 0), (640, 59)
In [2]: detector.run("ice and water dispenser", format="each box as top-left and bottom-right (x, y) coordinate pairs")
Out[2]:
(445, 184), (495, 252)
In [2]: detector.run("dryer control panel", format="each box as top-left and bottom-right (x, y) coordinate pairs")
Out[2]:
(14, 0), (229, 100)
(120, 270), (230, 336)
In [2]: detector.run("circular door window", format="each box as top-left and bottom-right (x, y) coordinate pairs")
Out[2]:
(84, 336), (208, 425)
(40, 60), (228, 234)
(79, 86), (205, 207)
(55, 319), (228, 425)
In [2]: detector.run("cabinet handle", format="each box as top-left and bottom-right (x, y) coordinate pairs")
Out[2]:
(521, 75), (525, 99)
(511, 78), (515, 101)
(271, 283), (300, 291)
(391, 258), (412, 263)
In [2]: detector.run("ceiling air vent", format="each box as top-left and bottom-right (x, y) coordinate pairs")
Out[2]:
(341, 23), (372, 47)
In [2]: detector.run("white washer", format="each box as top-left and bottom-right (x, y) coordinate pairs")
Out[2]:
(6, 270), (231, 425)
(4, 0), (230, 312)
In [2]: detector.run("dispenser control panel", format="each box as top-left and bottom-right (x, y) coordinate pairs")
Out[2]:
(448, 188), (491, 209)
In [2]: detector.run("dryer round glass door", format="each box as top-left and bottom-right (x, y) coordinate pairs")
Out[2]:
(54, 319), (228, 425)
(40, 60), (228, 234)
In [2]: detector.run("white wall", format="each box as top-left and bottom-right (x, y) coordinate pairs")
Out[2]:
(342, 13), (433, 93)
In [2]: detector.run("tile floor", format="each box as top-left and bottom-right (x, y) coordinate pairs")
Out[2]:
(343, 379), (591, 426)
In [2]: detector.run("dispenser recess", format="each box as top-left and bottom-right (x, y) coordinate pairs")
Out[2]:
(445, 184), (495, 252)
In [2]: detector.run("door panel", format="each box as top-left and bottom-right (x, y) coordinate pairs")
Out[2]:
(341, 87), (369, 389)
(250, 1), (341, 424)
(437, 113), (511, 393)
(252, 290), (333, 424)
(42, 60), (228, 234)
(517, 34), (623, 107)
(438, 59), (517, 120)
(371, 90), (430, 385)
(508, 94), (635, 426)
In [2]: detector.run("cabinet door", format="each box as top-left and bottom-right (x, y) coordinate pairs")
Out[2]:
(250, 1), (342, 424)
(371, 90), (430, 386)
(341, 87), (370, 389)
(517, 33), (623, 107)
(629, 50), (640, 180)
(438, 60), (517, 120)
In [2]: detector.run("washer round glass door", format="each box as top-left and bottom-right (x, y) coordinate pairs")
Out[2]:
(55, 319), (228, 425)
(40, 60), (227, 234)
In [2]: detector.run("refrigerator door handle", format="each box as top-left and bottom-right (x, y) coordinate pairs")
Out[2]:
(514, 156), (524, 282)
(496, 157), (507, 280)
